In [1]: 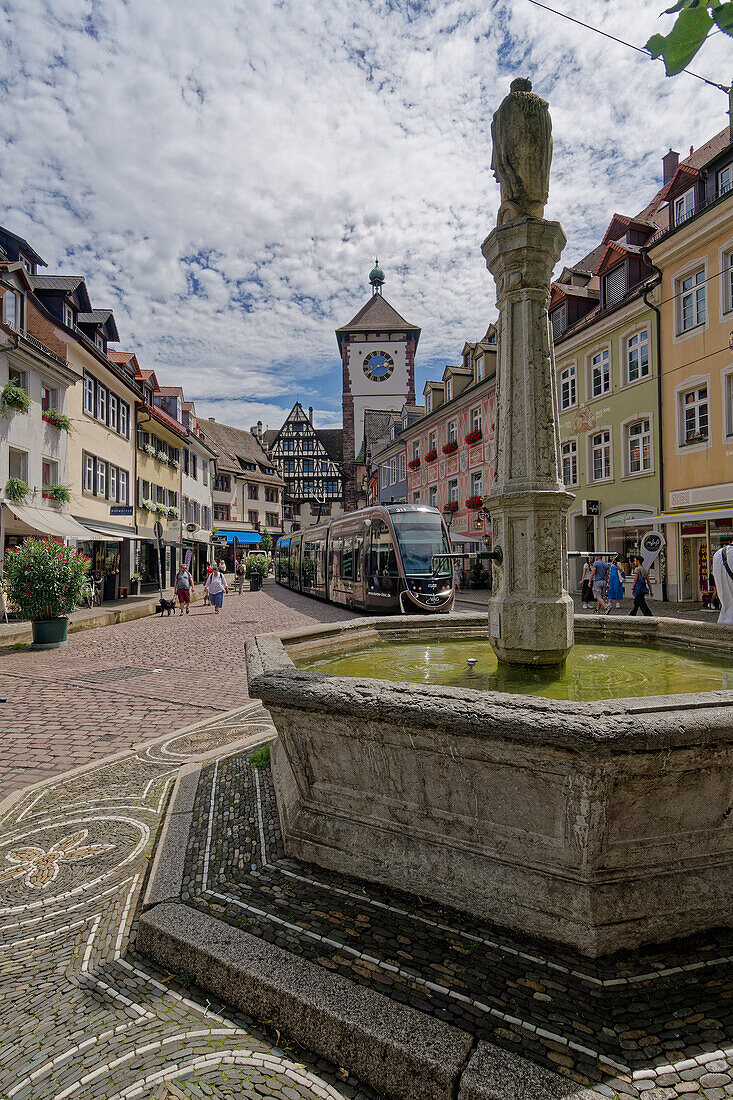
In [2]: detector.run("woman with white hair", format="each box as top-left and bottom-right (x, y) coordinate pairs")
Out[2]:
(205, 564), (228, 615)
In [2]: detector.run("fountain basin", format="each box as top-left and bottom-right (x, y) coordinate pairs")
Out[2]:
(245, 613), (733, 957)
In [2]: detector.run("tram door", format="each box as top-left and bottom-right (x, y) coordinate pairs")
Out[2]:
(366, 521), (399, 609)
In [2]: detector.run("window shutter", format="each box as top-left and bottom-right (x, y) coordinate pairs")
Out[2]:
(604, 266), (627, 306)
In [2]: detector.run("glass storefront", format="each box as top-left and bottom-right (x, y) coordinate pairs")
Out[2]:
(604, 511), (655, 572)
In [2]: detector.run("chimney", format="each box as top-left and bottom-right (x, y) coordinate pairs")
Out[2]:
(308, 406), (313, 425)
(662, 148), (679, 184)
(258, 420), (263, 439)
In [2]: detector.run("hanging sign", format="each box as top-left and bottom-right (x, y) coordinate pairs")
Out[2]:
(184, 549), (192, 570)
(640, 530), (665, 572)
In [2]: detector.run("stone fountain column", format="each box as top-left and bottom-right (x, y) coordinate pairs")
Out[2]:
(482, 79), (574, 667)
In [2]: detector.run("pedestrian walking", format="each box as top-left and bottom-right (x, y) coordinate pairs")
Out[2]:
(590, 554), (610, 614)
(629, 556), (654, 617)
(218, 559), (227, 578)
(174, 562), (194, 615)
(235, 555), (246, 595)
(580, 555), (594, 609)
(607, 556), (625, 608)
(205, 564), (228, 614)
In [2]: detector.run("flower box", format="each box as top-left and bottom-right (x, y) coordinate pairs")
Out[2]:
(42, 408), (72, 432)
(466, 495), (484, 511)
(144, 444), (156, 457)
(42, 484), (71, 503)
(443, 501), (459, 514)
(0, 380), (30, 417)
(407, 458), (421, 470)
(442, 441), (458, 455)
(169, 458), (180, 469)
(465, 429), (482, 445)
(425, 449), (438, 462)
(156, 450), (168, 463)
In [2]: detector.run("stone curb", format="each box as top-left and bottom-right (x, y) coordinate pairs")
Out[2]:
(459, 1041), (598, 1100)
(138, 900), (475, 1100)
(142, 761), (202, 910)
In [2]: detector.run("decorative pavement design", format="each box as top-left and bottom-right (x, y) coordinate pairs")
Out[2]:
(182, 749), (733, 1100)
(0, 706), (376, 1100)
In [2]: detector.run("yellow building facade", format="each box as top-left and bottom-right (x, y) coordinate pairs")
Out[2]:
(650, 134), (733, 601)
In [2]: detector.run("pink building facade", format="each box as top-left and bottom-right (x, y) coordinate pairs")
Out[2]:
(401, 334), (497, 551)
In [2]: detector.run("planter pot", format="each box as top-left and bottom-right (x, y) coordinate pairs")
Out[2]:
(31, 617), (69, 650)
(249, 572), (263, 592)
(131, 581), (141, 596)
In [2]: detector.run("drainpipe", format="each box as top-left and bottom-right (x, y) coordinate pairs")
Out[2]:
(640, 246), (667, 601)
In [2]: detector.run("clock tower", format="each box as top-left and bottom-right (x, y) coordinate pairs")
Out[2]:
(336, 261), (420, 510)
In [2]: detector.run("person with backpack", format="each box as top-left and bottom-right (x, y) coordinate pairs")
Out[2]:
(629, 556), (653, 617)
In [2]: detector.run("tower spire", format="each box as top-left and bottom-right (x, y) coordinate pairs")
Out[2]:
(369, 257), (385, 296)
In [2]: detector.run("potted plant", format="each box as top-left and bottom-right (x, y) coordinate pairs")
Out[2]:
(0, 379), (30, 417)
(130, 571), (142, 596)
(425, 449), (438, 462)
(156, 449), (168, 464)
(144, 443), (156, 457)
(169, 457), (180, 469)
(444, 500), (459, 514)
(442, 440), (458, 455)
(245, 552), (268, 592)
(167, 506), (179, 518)
(4, 477), (29, 503)
(3, 537), (89, 648)
(155, 503), (167, 515)
(407, 457), (421, 470)
(42, 484), (71, 503)
(42, 407), (73, 432)
(466, 495), (484, 511)
(465, 428), (482, 445)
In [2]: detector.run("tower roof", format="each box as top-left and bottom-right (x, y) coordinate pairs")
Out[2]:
(335, 293), (420, 341)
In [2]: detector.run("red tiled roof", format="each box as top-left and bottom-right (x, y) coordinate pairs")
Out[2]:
(157, 386), (184, 397)
(142, 402), (187, 438)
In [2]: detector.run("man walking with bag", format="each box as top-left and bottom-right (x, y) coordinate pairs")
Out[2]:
(174, 561), (194, 616)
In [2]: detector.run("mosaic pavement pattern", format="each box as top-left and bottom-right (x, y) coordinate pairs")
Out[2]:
(182, 749), (733, 1100)
(0, 707), (376, 1100)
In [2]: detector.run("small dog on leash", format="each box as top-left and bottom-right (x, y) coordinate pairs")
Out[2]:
(156, 597), (176, 616)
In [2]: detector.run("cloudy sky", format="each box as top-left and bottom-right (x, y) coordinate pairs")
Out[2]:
(1, 0), (730, 431)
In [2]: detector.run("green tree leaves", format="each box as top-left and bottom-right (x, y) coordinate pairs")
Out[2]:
(645, 0), (732, 75)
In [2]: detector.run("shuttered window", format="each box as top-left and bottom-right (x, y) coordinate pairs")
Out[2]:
(604, 266), (627, 307)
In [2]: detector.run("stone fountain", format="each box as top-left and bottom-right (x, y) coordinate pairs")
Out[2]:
(240, 81), (733, 960)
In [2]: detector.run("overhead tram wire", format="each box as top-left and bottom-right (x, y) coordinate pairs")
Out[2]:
(525, 0), (730, 94)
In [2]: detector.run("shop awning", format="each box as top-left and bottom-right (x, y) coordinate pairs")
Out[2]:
(77, 519), (139, 542)
(212, 529), (261, 545)
(3, 502), (96, 540)
(653, 508), (733, 524)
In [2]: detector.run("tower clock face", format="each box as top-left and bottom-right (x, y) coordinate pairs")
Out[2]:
(363, 349), (395, 383)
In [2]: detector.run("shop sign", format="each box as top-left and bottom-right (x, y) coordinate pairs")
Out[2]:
(110, 505), (133, 516)
(605, 510), (653, 526)
(640, 530), (665, 571)
(582, 500), (600, 517)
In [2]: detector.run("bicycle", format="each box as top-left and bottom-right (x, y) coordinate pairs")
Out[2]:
(82, 574), (103, 608)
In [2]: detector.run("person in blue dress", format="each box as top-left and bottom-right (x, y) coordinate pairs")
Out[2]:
(607, 555), (625, 608)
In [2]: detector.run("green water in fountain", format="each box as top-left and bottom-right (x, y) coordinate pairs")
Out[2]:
(298, 639), (733, 702)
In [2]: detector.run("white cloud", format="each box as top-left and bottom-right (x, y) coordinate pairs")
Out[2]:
(0, 0), (730, 425)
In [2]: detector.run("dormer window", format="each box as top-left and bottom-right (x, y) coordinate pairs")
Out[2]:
(95, 332), (104, 352)
(425, 392), (432, 414)
(3, 289), (20, 328)
(63, 303), (74, 328)
(476, 356), (485, 382)
(21, 257), (32, 275)
(445, 377), (453, 402)
(145, 386), (153, 404)
(719, 164), (732, 197)
(674, 188), (695, 226)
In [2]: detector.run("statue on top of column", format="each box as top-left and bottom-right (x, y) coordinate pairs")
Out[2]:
(490, 77), (553, 226)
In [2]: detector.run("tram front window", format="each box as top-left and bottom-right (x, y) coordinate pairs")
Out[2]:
(391, 511), (452, 585)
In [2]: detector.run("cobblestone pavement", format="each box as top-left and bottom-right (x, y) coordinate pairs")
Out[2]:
(0, 707), (377, 1100)
(0, 581), (358, 801)
(182, 748), (733, 1100)
(456, 588), (724, 623)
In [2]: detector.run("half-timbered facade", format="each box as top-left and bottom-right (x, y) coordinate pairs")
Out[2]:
(263, 402), (344, 533)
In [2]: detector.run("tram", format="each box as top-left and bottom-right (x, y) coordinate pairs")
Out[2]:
(274, 504), (454, 614)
